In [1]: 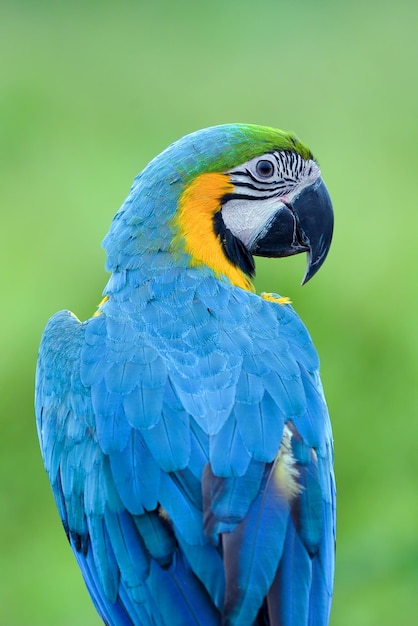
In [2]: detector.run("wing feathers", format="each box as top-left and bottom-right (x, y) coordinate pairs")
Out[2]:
(147, 553), (220, 626)
(222, 463), (291, 625)
(236, 391), (284, 461)
(266, 519), (312, 626)
(141, 403), (191, 471)
(209, 411), (252, 477)
(109, 430), (160, 514)
(202, 461), (265, 542)
(36, 287), (334, 625)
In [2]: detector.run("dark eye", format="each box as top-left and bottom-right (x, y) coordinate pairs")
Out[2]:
(255, 159), (275, 178)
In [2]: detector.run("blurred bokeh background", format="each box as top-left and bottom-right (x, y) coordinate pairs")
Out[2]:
(1, 0), (417, 624)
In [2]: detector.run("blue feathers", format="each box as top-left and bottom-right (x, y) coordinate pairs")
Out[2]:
(36, 286), (335, 625)
(110, 430), (161, 514)
(222, 464), (291, 626)
(35, 125), (335, 626)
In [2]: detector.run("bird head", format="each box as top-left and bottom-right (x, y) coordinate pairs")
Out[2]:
(104, 124), (333, 291)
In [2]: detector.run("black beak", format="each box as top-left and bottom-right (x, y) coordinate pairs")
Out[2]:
(250, 177), (334, 284)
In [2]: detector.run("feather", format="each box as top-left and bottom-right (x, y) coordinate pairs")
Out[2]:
(81, 317), (110, 386)
(266, 518), (312, 626)
(182, 318), (219, 354)
(209, 411), (252, 477)
(263, 369), (306, 418)
(158, 471), (205, 545)
(80, 342), (109, 386)
(91, 379), (125, 436)
(72, 539), (127, 625)
(83, 451), (122, 517)
(188, 419), (209, 479)
(172, 374), (233, 435)
(241, 352), (270, 377)
(104, 360), (143, 395)
(315, 498), (335, 597)
(141, 401), (191, 472)
(258, 341), (300, 379)
(59, 443), (91, 535)
(222, 463), (290, 625)
(178, 350), (238, 383)
(218, 326), (253, 355)
(289, 429), (324, 554)
(133, 510), (176, 568)
(86, 514), (119, 603)
(308, 547), (333, 626)
(235, 369), (264, 404)
(42, 411), (65, 481)
(146, 552), (220, 626)
(103, 268), (127, 294)
(292, 366), (328, 451)
(196, 277), (231, 310)
(202, 461), (265, 542)
(122, 383), (164, 429)
(94, 394), (131, 454)
(104, 508), (149, 600)
(236, 391), (285, 462)
(174, 536), (225, 610)
(52, 469), (70, 536)
(117, 582), (155, 626)
(109, 430), (160, 515)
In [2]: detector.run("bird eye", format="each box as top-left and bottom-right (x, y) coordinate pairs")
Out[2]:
(255, 159), (275, 179)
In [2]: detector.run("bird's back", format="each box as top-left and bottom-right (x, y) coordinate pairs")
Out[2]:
(36, 269), (335, 626)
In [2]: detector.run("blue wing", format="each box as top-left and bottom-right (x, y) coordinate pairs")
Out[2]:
(35, 275), (335, 626)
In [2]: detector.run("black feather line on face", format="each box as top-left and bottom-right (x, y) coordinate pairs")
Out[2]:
(221, 190), (283, 202)
(233, 180), (286, 192)
(213, 211), (256, 278)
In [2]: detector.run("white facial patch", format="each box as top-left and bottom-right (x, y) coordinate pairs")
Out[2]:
(222, 195), (287, 249)
(222, 152), (320, 249)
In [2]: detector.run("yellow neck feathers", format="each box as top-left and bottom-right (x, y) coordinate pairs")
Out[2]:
(173, 172), (254, 292)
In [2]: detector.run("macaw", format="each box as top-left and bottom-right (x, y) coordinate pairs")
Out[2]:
(35, 124), (335, 626)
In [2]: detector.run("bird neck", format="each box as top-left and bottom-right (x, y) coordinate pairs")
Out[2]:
(172, 172), (254, 292)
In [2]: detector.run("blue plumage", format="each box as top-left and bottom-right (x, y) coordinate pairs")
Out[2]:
(36, 124), (335, 625)
(222, 464), (291, 625)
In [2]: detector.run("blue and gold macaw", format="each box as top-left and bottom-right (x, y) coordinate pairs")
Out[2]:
(36, 124), (335, 626)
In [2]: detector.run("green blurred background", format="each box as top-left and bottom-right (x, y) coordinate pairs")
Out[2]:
(1, 0), (417, 624)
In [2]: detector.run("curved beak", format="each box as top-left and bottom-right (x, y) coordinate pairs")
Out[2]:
(250, 177), (334, 284)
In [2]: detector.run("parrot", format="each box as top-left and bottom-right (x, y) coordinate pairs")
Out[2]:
(35, 124), (335, 626)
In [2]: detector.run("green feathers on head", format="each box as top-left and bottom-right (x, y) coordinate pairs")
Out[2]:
(157, 124), (314, 184)
(216, 124), (314, 168)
